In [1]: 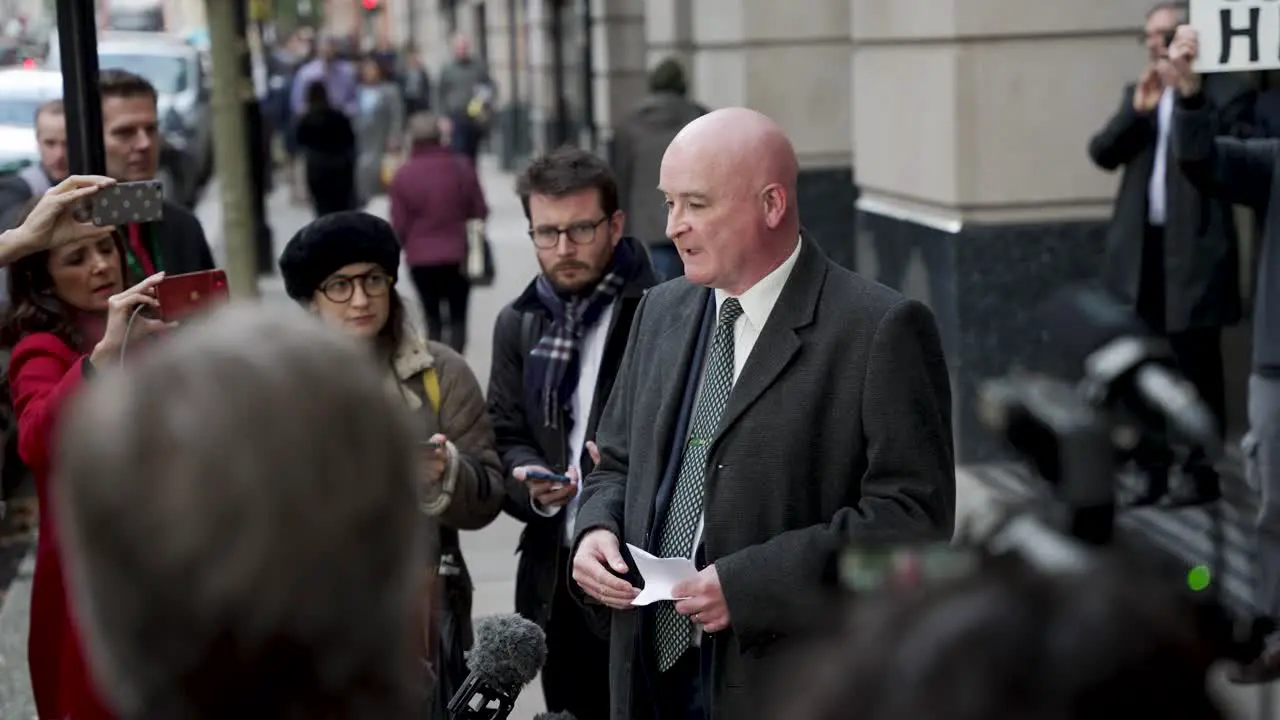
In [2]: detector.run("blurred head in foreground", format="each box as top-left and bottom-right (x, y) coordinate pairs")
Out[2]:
(54, 303), (429, 720)
(779, 559), (1221, 720)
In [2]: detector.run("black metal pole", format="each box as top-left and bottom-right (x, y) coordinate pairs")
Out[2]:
(549, 0), (567, 147)
(503, 0), (521, 168)
(579, 0), (595, 152)
(232, 0), (275, 276)
(56, 0), (105, 175)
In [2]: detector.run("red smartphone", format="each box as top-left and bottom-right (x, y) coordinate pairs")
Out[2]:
(155, 270), (229, 322)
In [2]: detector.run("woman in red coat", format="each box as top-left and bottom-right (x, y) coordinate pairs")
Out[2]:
(1, 214), (171, 719)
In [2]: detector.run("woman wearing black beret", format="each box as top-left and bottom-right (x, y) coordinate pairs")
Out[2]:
(279, 210), (502, 713)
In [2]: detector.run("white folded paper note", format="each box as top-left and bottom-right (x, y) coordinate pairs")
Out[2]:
(627, 543), (700, 606)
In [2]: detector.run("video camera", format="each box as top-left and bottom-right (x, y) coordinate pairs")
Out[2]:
(829, 285), (1271, 665)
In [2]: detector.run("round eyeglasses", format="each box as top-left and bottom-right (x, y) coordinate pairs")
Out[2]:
(528, 216), (609, 249)
(319, 270), (394, 303)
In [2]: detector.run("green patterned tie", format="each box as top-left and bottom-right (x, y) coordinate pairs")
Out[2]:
(653, 297), (743, 672)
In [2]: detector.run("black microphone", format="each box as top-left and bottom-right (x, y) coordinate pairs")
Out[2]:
(1041, 285), (1223, 461)
(447, 614), (547, 720)
(532, 713), (578, 719)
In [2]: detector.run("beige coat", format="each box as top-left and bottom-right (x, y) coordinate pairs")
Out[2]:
(387, 326), (504, 533)
(387, 326), (502, 705)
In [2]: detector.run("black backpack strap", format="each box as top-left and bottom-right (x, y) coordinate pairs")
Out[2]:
(520, 310), (538, 353)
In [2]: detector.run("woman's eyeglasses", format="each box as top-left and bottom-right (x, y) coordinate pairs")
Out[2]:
(319, 271), (394, 303)
(528, 216), (609, 249)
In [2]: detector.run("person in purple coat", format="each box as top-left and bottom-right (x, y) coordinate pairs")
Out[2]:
(389, 112), (489, 353)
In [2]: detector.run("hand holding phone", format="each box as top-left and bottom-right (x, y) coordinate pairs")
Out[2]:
(421, 434), (449, 484)
(89, 272), (173, 366)
(419, 434), (453, 514)
(525, 469), (572, 485)
(516, 465), (577, 510)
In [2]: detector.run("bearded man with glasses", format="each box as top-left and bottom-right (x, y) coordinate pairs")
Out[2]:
(486, 146), (656, 719)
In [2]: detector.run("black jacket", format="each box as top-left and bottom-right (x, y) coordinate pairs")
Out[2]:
(0, 166), (51, 230)
(149, 201), (217, 274)
(486, 237), (656, 629)
(1087, 74), (1254, 332)
(1174, 90), (1280, 373)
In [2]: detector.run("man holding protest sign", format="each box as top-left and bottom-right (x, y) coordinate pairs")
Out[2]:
(1087, 1), (1253, 508)
(1167, 20), (1280, 684)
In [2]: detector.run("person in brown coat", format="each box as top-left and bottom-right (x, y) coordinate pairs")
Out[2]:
(278, 210), (505, 715)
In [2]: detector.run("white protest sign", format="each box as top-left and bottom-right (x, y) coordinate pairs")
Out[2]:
(1191, 0), (1280, 73)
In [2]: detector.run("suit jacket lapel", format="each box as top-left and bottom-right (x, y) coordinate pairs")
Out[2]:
(645, 283), (716, 540)
(652, 285), (713, 436)
(711, 237), (826, 449)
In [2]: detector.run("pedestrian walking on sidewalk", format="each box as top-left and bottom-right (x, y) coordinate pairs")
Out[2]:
(295, 82), (358, 218)
(612, 57), (707, 281)
(354, 57), (404, 207)
(389, 113), (488, 354)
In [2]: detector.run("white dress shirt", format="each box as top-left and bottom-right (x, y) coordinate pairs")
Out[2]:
(1148, 87), (1174, 226)
(531, 302), (615, 546)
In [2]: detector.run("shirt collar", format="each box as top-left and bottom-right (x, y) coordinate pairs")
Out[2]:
(714, 237), (803, 329)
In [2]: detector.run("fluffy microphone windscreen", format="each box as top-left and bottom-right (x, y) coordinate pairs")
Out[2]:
(467, 613), (548, 689)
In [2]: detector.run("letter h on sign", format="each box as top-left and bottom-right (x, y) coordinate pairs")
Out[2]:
(1220, 4), (1262, 63)
(1191, 0), (1280, 73)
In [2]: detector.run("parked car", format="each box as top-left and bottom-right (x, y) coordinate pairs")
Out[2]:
(46, 31), (213, 187)
(104, 3), (166, 33)
(0, 67), (200, 208)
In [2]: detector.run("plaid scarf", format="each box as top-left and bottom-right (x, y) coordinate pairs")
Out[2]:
(528, 239), (637, 429)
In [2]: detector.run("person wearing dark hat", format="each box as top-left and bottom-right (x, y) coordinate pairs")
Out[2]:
(278, 210), (504, 715)
(611, 56), (708, 281)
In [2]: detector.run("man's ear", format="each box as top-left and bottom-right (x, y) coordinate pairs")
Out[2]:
(610, 209), (626, 243)
(761, 184), (788, 230)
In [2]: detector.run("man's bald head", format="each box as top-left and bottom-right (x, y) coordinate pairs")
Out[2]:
(659, 107), (801, 294)
(669, 107), (799, 203)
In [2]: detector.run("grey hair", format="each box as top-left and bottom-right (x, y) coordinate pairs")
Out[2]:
(1147, 2), (1187, 20)
(55, 302), (430, 720)
(406, 111), (443, 146)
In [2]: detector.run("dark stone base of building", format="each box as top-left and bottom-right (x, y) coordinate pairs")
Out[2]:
(798, 167), (857, 270)
(857, 208), (1109, 462)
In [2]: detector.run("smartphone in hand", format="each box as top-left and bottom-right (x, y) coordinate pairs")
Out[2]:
(155, 270), (229, 322)
(526, 469), (572, 485)
(91, 180), (164, 226)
